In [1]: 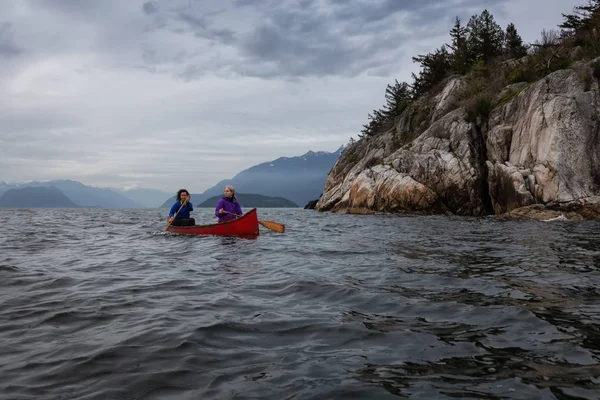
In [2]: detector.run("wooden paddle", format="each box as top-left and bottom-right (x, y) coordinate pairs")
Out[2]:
(222, 211), (285, 233)
(258, 220), (285, 233)
(164, 199), (189, 232)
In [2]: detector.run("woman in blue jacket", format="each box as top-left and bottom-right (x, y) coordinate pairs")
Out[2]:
(168, 189), (195, 226)
(215, 185), (243, 222)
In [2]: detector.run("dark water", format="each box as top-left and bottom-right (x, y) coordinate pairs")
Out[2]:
(1, 208), (600, 399)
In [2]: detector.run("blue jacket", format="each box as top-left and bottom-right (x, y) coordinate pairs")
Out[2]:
(169, 201), (193, 219)
(215, 196), (242, 222)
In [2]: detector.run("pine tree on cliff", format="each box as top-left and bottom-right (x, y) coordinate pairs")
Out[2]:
(560, 0), (600, 40)
(360, 109), (387, 137)
(504, 23), (528, 58)
(447, 17), (471, 74)
(411, 46), (452, 98)
(467, 10), (505, 63)
(383, 80), (412, 119)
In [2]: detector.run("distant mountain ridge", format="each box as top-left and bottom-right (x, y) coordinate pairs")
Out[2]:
(160, 146), (343, 207)
(0, 180), (142, 208)
(114, 188), (172, 208)
(0, 186), (79, 208)
(197, 193), (298, 208)
(2, 146), (343, 208)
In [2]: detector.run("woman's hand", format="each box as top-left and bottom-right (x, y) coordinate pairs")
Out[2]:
(219, 208), (225, 214)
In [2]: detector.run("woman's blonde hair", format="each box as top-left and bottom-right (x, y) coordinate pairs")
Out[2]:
(224, 185), (237, 199)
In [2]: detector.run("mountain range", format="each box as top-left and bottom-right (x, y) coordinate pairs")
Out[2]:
(1, 146), (343, 208)
(0, 186), (79, 208)
(114, 188), (173, 208)
(197, 193), (298, 208)
(160, 147), (343, 207)
(0, 180), (142, 208)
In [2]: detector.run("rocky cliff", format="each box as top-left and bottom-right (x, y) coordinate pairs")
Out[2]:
(315, 58), (600, 220)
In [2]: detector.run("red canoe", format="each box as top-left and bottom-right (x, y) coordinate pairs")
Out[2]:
(166, 208), (259, 236)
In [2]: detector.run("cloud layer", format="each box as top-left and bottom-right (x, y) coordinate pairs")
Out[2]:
(0, 0), (581, 192)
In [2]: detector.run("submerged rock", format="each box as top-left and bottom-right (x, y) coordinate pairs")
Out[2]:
(304, 199), (319, 209)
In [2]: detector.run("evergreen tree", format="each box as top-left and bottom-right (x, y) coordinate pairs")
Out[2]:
(409, 71), (425, 100)
(467, 10), (504, 63)
(383, 80), (412, 118)
(411, 46), (452, 98)
(560, 0), (600, 39)
(360, 109), (388, 137)
(448, 17), (471, 74)
(504, 23), (527, 58)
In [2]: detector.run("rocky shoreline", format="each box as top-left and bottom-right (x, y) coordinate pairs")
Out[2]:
(313, 57), (600, 221)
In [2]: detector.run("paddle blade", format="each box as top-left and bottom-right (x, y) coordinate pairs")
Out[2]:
(259, 220), (285, 233)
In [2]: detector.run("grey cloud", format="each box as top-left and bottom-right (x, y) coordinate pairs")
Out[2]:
(37, 0), (124, 19)
(223, 0), (510, 78)
(232, 0), (271, 7)
(175, 12), (236, 42)
(178, 13), (207, 30)
(4, 0), (558, 81)
(329, 0), (426, 24)
(239, 23), (367, 77)
(143, 1), (159, 15)
(0, 109), (80, 134)
(0, 22), (21, 57)
(227, 2), (406, 78)
(139, 0), (510, 79)
(210, 28), (236, 43)
(298, 0), (315, 7)
(141, 2), (235, 43)
(328, 0), (502, 24)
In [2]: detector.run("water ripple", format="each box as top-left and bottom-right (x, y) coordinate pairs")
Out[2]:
(1, 208), (599, 399)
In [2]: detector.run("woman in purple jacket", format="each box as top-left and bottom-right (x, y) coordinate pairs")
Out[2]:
(215, 185), (243, 222)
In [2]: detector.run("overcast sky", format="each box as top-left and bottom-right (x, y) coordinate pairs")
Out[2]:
(0, 0), (581, 193)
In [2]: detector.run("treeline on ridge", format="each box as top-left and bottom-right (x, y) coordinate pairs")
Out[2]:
(358, 1), (600, 139)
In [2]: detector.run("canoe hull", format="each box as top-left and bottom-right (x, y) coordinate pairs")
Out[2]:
(167, 208), (259, 236)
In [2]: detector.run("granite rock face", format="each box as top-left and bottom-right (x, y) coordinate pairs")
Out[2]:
(316, 59), (600, 220)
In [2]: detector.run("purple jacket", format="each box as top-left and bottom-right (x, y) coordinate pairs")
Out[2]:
(215, 196), (243, 222)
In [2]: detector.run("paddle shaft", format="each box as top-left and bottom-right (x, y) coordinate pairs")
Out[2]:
(164, 199), (189, 232)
